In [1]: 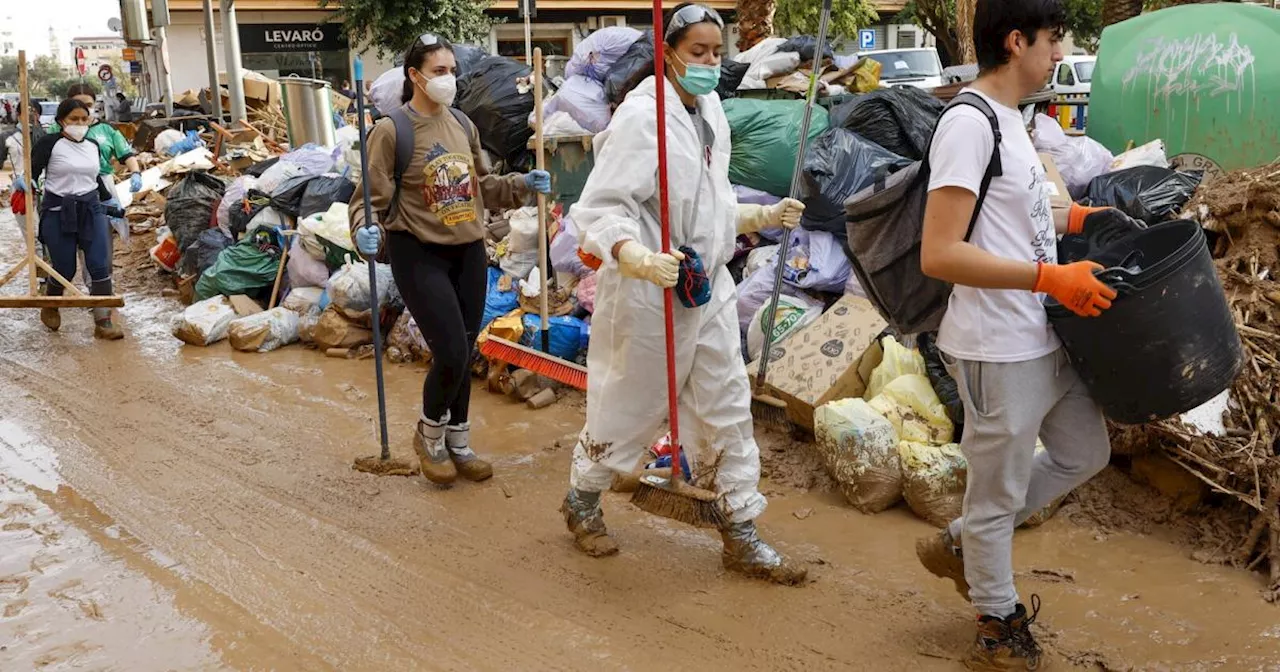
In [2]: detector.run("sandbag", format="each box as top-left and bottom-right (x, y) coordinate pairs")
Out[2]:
(828, 88), (945, 161)
(868, 374), (955, 446)
(299, 175), (356, 220)
(178, 228), (233, 277)
(1031, 114), (1113, 200)
(482, 267), (521, 331)
(814, 398), (903, 514)
(194, 236), (281, 302)
(865, 336), (927, 401)
(801, 128), (911, 237)
(312, 306), (373, 350)
(604, 33), (655, 106)
(456, 56), (543, 168)
(917, 332), (963, 429)
(537, 75), (611, 133)
(328, 259), (398, 315)
(228, 307), (300, 353)
(1082, 166), (1203, 226)
(745, 292), (824, 361)
(900, 441), (967, 528)
(164, 172), (226, 253)
(724, 98), (830, 197)
(567, 27), (643, 82)
(172, 296), (236, 346)
(778, 35), (835, 62)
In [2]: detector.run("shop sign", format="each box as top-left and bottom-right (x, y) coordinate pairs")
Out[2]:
(238, 23), (348, 53)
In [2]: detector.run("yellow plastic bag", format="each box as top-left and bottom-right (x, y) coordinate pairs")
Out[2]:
(864, 336), (928, 401)
(868, 373), (955, 445)
(478, 308), (525, 347)
(814, 398), (902, 513)
(899, 441), (967, 528)
(852, 57), (883, 93)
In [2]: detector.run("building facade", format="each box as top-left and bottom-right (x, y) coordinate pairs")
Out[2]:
(71, 36), (128, 75)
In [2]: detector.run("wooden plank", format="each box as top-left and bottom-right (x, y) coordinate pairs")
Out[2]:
(0, 296), (125, 308)
(18, 51), (35, 296)
(0, 260), (26, 288)
(33, 257), (86, 296)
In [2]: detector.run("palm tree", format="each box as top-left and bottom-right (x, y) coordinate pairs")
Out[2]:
(1101, 0), (1145, 27)
(736, 0), (776, 52)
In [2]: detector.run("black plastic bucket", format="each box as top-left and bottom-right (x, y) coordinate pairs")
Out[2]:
(1046, 220), (1243, 425)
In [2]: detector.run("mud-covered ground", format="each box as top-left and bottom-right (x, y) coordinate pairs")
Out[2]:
(2, 210), (1280, 671)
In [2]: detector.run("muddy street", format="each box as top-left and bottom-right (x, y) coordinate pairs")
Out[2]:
(1, 214), (1279, 671)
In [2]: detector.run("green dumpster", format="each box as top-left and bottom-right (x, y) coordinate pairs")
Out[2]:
(1089, 4), (1280, 176)
(530, 133), (596, 213)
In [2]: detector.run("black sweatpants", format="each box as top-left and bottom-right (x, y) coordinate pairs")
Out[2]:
(387, 232), (487, 425)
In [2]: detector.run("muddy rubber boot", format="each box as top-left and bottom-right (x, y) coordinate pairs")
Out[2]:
(445, 422), (493, 482)
(965, 597), (1049, 671)
(560, 489), (619, 558)
(92, 308), (123, 340)
(412, 416), (457, 485)
(917, 527), (970, 601)
(720, 521), (807, 586)
(40, 307), (61, 332)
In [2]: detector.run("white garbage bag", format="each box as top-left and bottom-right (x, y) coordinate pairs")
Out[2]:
(745, 292), (824, 361)
(328, 259), (396, 314)
(172, 296), (237, 346)
(228, 307), (301, 353)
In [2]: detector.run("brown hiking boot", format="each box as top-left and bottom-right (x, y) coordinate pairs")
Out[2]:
(965, 597), (1049, 671)
(720, 521), (808, 586)
(92, 308), (123, 340)
(917, 527), (970, 601)
(445, 423), (493, 482)
(40, 307), (61, 331)
(412, 418), (457, 485)
(560, 489), (619, 557)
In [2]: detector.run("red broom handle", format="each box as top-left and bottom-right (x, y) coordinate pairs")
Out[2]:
(653, 0), (682, 480)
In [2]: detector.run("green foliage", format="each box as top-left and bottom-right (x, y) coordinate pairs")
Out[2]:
(774, 0), (880, 46)
(898, 0), (1102, 58)
(44, 77), (101, 100)
(30, 55), (67, 92)
(1064, 0), (1104, 53)
(322, 0), (499, 59)
(0, 56), (21, 90)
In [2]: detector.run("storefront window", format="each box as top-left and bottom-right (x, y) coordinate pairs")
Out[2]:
(242, 50), (350, 90)
(238, 22), (350, 90)
(497, 39), (569, 63)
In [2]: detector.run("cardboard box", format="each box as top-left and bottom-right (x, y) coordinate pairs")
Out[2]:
(218, 71), (280, 106)
(750, 295), (889, 432)
(1039, 153), (1072, 209)
(228, 295), (265, 317)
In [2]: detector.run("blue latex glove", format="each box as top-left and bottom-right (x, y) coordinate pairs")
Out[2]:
(12, 175), (25, 193)
(355, 225), (382, 256)
(524, 169), (551, 195)
(129, 172), (143, 193)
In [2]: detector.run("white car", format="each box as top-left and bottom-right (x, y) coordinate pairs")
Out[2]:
(38, 100), (60, 128)
(1052, 55), (1095, 96)
(856, 48), (945, 90)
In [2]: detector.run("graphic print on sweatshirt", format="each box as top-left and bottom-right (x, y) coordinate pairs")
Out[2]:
(1027, 164), (1056, 264)
(420, 142), (477, 227)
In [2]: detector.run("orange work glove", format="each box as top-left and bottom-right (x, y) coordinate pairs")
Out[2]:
(1034, 261), (1118, 317)
(1067, 203), (1113, 235)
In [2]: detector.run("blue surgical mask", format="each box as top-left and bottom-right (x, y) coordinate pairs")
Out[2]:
(672, 52), (720, 96)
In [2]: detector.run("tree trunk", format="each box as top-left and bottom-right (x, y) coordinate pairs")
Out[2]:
(1102, 0), (1144, 27)
(736, 0), (776, 53)
(956, 0), (977, 65)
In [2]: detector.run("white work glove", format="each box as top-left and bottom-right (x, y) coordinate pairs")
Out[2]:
(737, 198), (805, 234)
(616, 240), (685, 289)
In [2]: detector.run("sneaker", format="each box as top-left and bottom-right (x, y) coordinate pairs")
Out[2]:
(412, 418), (457, 485)
(917, 528), (970, 601)
(965, 597), (1049, 671)
(720, 521), (807, 585)
(92, 308), (123, 340)
(40, 307), (61, 331)
(560, 489), (619, 558)
(445, 423), (493, 482)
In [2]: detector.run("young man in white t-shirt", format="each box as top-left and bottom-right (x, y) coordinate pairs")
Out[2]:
(915, 0), (1125, 669)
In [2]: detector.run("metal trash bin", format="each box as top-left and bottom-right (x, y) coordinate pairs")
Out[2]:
(529, 133), (596, 213)
(279, 76), (336, 148)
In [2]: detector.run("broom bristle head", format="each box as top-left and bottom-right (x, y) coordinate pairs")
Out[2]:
(352, 455), (418, 477)
(752, 393), (793, 432)
(631, 475), (729, 529)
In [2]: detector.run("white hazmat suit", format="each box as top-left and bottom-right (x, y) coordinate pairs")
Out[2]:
(567, 75), (766, 523)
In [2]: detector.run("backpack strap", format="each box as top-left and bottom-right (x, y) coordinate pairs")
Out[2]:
(926, 91), (1004, 242)
(384, 106), (477, 225)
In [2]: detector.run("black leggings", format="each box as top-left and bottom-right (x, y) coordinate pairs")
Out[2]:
(387, 233), (487, 425)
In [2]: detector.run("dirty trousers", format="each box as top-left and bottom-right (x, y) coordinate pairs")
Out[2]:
(39, 197), (113, 297)
(569, 269), (767, 523)
(943, 348), (1111, 617)
(387, 233), (486, 424)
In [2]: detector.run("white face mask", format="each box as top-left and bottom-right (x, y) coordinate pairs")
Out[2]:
(64, 124), (89, 142)
(417, 73), (457, 106)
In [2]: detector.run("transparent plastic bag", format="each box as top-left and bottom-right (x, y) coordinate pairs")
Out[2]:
(865, 336), (928, 401)
(228, 307), (301, 353)
(172, 296), (236, 346)
(868, 374), (955, 446)
(814, 398), (903, 514)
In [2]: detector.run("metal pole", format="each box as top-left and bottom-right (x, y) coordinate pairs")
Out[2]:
(221, 0), (246, 122)
(155, 26), (175, 116)
(522, 0), (533, 64)
(202, 0), (223, 121)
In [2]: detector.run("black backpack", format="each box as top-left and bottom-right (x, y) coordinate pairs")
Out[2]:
(382, 105), (477, 224)
(843, 91), (1003, 334)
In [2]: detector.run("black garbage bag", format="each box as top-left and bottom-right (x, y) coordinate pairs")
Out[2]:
(243, 156), (279, 178)
(1057, 208), (1148, 264)
(917, 332), (964, 431)
(270, 176), (312, 218)
(828, 87), (945, 161)
(605, 32), (655, 106)
(454, 44), (489, 80)
(455, 56), (545, 167)
(778, 35), (835, 62)
(228, 189), (294, 240)
(299, 175), (357, 219)
(1082, 166), (1203, 226)
(164, 172), (226, 254)
(178, 228), (234, 277)
(717, 60), (749, 100)
(801, 128), (911, 238)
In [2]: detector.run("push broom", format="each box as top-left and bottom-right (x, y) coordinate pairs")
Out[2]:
(350, 56), (416, 477)
(751, 0), (834, 433)
(479, 47), (588, 391)
(629, 0), (729, 530)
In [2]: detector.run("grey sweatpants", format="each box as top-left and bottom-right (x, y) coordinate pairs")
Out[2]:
(942, 348), (1111, 618)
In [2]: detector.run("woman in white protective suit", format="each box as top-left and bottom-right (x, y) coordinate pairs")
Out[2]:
(559, 2), (808, 584)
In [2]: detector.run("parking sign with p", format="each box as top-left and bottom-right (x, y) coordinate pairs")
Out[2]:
(859, 29), (876, 51)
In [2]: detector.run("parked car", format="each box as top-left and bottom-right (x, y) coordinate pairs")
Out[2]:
(1051, 55), (1095, 96)
(856, 48), (945, 90)
(38, 100), (59, 128)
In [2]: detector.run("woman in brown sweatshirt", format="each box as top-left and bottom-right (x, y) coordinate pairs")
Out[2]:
(350, 35), (551, 486)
